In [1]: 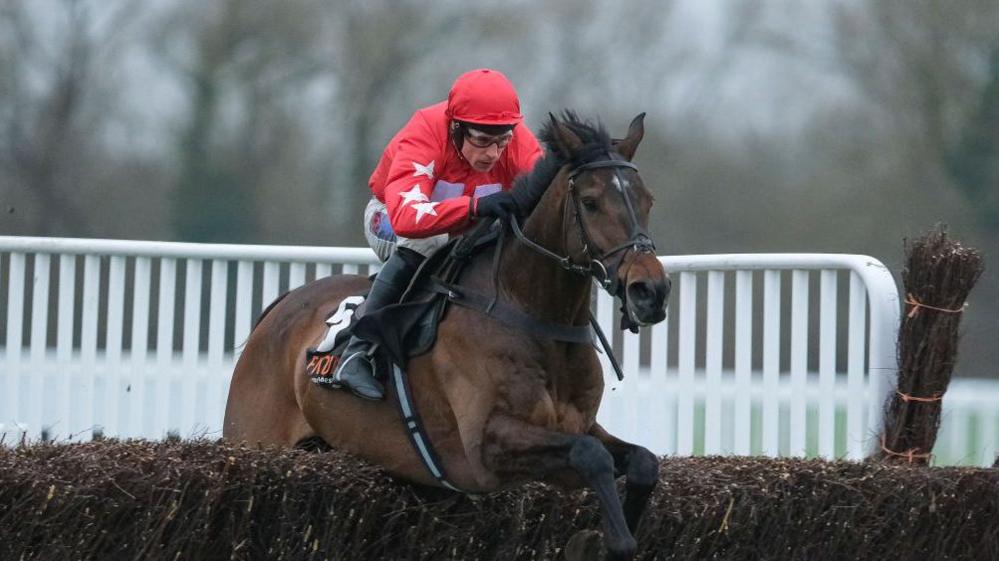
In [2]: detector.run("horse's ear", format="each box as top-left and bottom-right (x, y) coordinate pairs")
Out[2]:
(615, 112), (645, 161)
(549, 112), (582, 159)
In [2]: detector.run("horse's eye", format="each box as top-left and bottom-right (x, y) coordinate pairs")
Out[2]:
(581, 198), (598, 212)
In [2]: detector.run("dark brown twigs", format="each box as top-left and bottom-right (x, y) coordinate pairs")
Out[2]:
(877, 226), (984, 466)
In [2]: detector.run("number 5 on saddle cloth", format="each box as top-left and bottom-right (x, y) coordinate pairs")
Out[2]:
(305, 295), (365, 385)
(305, 276), (446, 389)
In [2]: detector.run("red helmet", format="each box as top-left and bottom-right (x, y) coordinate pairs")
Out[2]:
(446, 68), (524, 126)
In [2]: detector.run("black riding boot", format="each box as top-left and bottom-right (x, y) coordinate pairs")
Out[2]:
(333, 247), (423, 400)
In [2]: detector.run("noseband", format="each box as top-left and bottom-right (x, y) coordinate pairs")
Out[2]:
(510, 158), (656, 295)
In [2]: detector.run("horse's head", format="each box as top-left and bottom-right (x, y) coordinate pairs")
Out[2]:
(544, 112), (671, 327)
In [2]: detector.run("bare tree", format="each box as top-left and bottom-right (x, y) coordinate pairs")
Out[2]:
(947, 47), (999, 233)
(0, 0), (138, 235)
(824, 0), (999, 380)
(321, 1), (467, 233)
(151, 0), (333, 243)
(830, 0), (999, 206)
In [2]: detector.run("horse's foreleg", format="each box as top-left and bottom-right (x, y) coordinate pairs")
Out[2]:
(588, 423), (659, 534)
(483, 414), (637, 561)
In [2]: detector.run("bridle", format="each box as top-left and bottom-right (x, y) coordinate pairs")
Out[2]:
(509, 157), (656, 297)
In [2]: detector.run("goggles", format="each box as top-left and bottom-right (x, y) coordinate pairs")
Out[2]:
(464, 128), (513, 149)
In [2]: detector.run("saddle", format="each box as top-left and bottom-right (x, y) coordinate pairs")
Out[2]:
(306, 222), (501, 386)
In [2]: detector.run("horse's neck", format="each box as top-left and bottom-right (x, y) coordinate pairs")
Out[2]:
(498, 193), (592, 326)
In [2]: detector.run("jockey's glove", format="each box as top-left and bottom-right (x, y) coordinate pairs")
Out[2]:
(470, 190), (519, 221)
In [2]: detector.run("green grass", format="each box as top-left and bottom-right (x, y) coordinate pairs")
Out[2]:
(682, 402), (993, 466)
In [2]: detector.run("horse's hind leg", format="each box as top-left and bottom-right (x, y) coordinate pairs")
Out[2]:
(589, 423), (659, 534)
(483, 414), (637, 561)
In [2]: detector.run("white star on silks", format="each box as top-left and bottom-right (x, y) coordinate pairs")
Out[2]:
(410, 201), (440, 223)
(412, 160), (435, 179)
(398, 184), (429, 207)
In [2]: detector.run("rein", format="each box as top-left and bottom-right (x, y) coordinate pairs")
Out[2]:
(509, 158), (655, 295)
(501, 156), (657, 381)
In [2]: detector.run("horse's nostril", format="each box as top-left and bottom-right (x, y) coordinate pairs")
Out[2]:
(627, 281), (655, 304)
(663, 276), (672, 299)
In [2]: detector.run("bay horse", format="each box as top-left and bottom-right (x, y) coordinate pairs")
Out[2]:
(223, 111), (671, 560)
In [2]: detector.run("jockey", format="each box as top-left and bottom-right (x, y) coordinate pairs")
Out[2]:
(332, 68), (544, 400)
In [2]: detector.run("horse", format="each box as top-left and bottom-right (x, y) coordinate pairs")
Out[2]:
(223, 111), (671, 560)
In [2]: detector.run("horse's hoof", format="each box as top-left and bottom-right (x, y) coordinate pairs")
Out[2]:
(564, 530), (604, 561)
(604, 535), (637, 561)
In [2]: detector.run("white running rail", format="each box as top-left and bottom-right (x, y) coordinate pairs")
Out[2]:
(598, 253), (899, 462)
(0, 236), (381, 444)
(2, 236), (989, 466)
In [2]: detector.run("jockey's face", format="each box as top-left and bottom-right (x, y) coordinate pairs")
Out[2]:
(461, 128), (513, 173)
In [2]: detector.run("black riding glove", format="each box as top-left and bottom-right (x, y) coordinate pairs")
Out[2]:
(470, 191), (519, 221)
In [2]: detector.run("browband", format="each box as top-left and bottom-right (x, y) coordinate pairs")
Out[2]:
(568, 159), (638, 180)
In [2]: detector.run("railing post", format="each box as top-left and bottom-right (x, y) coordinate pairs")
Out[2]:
(4, 253), (25, 431)
(854, 258), (901, 458)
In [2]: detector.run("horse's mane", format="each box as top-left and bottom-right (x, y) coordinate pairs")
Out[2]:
(511, 110), (613, 216)
(541, 110), (613, 168)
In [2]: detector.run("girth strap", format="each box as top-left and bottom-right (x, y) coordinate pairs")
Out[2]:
(430, 278), (594, 344)
(390, 364), (462, 492)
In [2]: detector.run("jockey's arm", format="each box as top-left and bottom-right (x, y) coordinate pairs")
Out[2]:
(382, 118), (473, 239)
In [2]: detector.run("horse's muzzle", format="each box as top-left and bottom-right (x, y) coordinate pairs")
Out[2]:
(625, 273), (670, 326)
